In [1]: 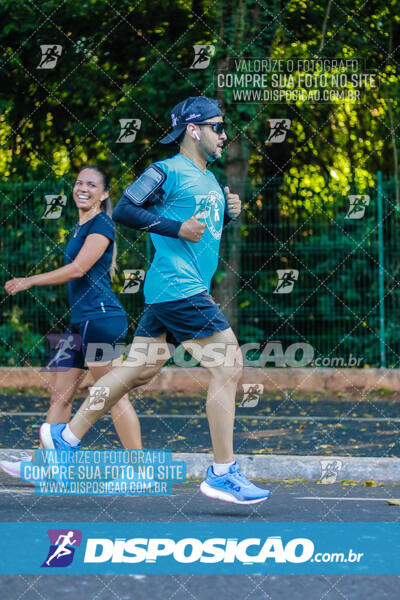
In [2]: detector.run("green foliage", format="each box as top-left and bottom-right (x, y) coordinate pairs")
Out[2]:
(1, 0), (399, 368)
(0, 306), (43, 365)
(0, 178), (149, 365)
(218, 174), (398, 368)
(0, 0), (222, 182)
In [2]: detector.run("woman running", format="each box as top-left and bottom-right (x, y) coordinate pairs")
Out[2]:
(1, 166), (142, 476)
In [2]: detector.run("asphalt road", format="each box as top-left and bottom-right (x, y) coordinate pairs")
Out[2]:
(1, 480), (400, 599)
(1, 391), (400, 597)
(3, 572), (400, 600)
(1, 392), (400, 456)
(1, 480), (399, 522)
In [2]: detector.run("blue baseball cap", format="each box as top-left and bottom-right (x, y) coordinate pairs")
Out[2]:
(160, 96), (223, 144)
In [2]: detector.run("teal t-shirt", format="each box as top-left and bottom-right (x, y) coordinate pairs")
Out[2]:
(143, 153), (226, 304)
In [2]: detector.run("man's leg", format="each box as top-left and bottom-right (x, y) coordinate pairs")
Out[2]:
(88, 358), (142, 449)
(42, 335), (171, 443)
(182, 327), (242, 463)
(183, 328), (270, 504)
(69, 334), (171, 440)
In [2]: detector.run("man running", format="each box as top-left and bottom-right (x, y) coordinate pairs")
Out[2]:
(39, 96), (270, 505)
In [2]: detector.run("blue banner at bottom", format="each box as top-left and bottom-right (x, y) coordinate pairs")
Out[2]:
(0, 522), (398, 574)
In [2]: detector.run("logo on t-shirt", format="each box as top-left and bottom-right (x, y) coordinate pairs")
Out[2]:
(194, 191), (224, 240)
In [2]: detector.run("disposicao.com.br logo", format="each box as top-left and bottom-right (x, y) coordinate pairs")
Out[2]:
(83, 536), (363, 566)
(0, 522), (395, 575)
(28, 524), (373, 574)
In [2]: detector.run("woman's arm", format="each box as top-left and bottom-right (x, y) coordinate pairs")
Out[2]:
(4, 233), (110, 296)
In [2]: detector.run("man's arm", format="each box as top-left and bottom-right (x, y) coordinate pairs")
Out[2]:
(113, 196), (181, 237)
(113, 164), (206, 242)
(113, 164), (182, 237)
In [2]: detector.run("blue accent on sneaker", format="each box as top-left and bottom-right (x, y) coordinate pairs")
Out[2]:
(39, 423), (80, 491)
(200, 462), (270, 504)
(39, 423), (81, 451)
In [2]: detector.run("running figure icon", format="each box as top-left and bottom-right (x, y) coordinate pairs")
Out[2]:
(45, 335), (76, 369)
(274, 269), (299, 294)
(45, 531), (77, 566)
(42, 195), (66, 219)
(37, 45), (62, 69)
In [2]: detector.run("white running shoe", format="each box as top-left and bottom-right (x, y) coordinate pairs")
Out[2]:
(0, 457), (32, 479)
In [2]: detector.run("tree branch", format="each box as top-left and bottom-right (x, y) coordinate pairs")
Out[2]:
(319, 0), (333, 53)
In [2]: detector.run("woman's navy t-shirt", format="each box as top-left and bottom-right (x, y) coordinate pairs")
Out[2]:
(64, 212), (125, 324)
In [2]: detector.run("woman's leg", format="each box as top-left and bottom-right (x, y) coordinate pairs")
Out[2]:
(34, 367), (85, 450)
(88, 358), (142, 449)
(46, 368), (86, 424)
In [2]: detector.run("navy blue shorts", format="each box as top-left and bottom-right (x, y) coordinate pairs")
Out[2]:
(134, 291), (230, 344)
(44, 315), (128, 371)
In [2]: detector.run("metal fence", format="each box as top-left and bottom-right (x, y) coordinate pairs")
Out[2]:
(1, 174), (398, 368)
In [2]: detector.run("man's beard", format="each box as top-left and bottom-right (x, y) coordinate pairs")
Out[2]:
(208, 149), (219, 162)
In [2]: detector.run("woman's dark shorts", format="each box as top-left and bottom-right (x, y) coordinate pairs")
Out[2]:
(44, 315), (128, 370)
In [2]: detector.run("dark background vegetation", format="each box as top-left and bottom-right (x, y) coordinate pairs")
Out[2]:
(1, 0), (399, 366)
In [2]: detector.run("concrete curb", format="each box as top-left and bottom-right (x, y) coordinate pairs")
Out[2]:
(1, 450), (399, 483)
(2, 366), (400, 392)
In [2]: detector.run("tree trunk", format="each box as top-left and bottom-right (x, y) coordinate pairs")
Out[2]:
(319, 0), (333, 53)
(213, 138), (249, 333)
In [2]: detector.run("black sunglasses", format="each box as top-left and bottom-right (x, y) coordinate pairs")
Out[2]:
(197, 121), (226, 134)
